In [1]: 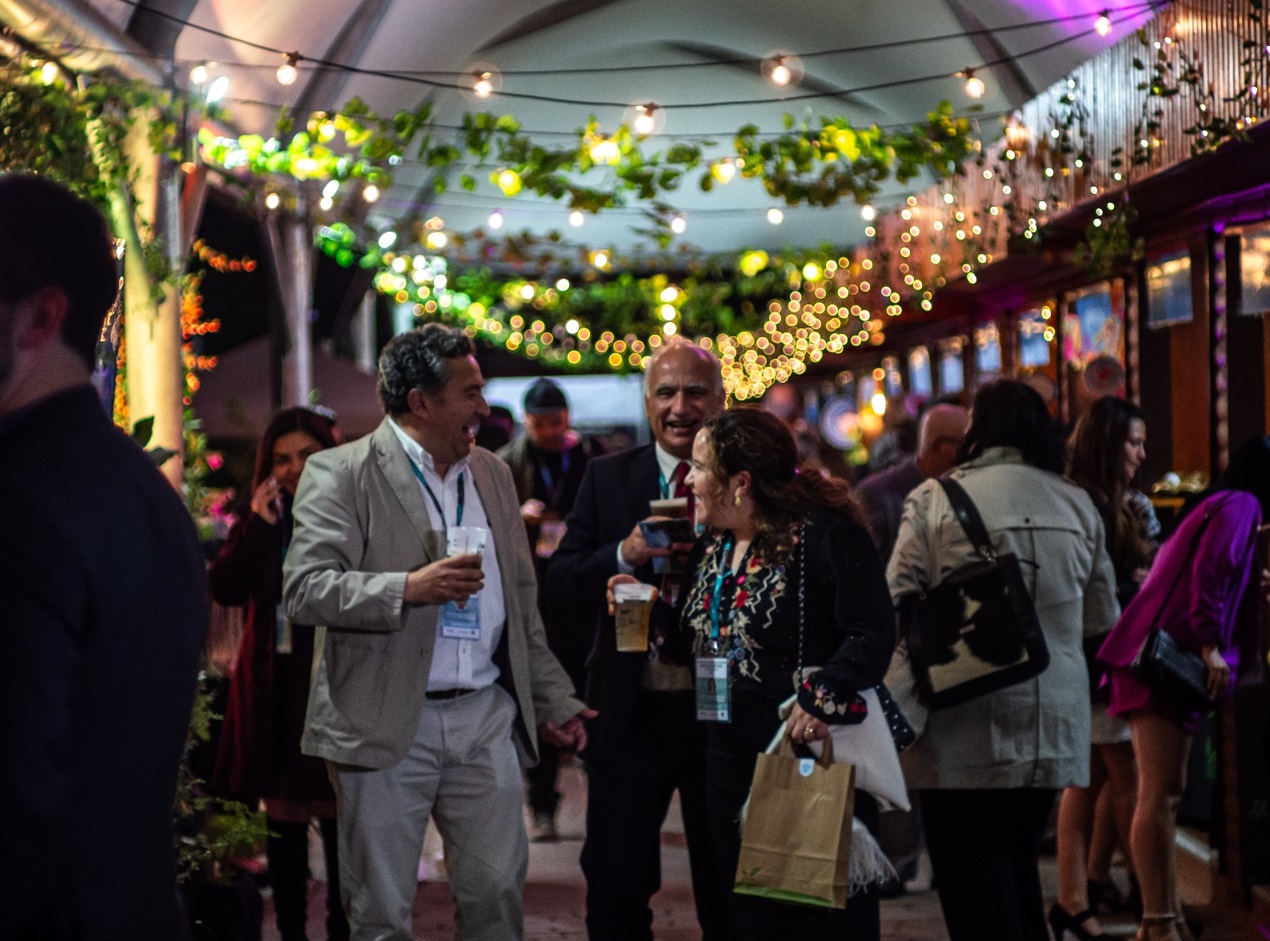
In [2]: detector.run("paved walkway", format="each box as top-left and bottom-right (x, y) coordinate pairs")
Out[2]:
(265, 760), (1261, 940)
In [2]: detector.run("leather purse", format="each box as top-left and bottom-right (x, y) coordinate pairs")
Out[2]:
(1130, 627), (1214, 715)
(1125, 499), (1225, 715)
(897, 477), (1049, 710)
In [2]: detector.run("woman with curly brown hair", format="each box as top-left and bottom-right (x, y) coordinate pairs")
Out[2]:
(610, 407), (896, 940)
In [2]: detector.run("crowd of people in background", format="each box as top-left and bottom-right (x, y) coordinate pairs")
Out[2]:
(2, 173), (1266, 941)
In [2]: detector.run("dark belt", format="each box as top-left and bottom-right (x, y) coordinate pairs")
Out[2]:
(425, 687), (477, 700)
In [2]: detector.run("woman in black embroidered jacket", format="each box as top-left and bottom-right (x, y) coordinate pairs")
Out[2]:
(612, 408), (895, 940)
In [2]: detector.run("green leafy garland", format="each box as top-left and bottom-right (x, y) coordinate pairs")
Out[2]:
(203, 100), (973, 244)
(0, 58), (181, 303)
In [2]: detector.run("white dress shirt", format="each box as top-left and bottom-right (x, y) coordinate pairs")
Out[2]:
(389, 419), (504, 691)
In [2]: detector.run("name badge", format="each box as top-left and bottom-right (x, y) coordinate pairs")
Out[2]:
(275, 603), (292, 655)
(440, 597), (481, 640)
(695, 656), (731, 723)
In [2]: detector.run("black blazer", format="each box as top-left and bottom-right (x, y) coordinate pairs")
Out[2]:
(546, 444), (676, 763)
(0, 388), (207, 940)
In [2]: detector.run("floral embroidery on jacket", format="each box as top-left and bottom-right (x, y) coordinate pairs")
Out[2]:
(682, 533), (786, 684)
(800, 677), (868, 721)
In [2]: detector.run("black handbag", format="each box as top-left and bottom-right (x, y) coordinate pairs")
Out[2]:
(1131, 627), (1214, 715)
(898, 477), (1049, 710)
(1127, 500), (1223, 715)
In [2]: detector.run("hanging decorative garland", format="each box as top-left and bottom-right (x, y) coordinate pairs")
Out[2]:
(201, 101), (974, 244)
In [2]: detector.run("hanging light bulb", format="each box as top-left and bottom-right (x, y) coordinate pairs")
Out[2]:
(426, 231), (447, 250)
(487, 209), (504, 230)
(632, 103), (658, 136)
(264, 192), (281, 210)
(318, 196), (333, 211)
(362, 184), (380, 203)
(861, 204), (876, 221)
(767, 208), (784, 225)
(40, 60), (59, 85)
(378, 231), (397, 249)
(963, 68), (985, 99)
(569, 210), (585, 227)
(473, 71), (494, 98)
(761, 52), (802, 88)
(322, 179), (339, 199)
(670, 214), (687, 234)
(207, 75), (230, 103)
(189, 62), (209, 85)
(277, 52), (300, 86)
(1095, 10), (1112, 36)
(871, 391), (887, 415)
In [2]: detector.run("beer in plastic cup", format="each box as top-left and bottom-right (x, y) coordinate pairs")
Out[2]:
(613, 582), (657, 652)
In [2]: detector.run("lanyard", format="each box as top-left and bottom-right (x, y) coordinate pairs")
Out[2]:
(707, 534), (736, 641)
(407, 458), (465, 528)
(537, 449), (570, 508)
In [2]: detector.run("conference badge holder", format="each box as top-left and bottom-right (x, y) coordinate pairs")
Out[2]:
(696, 655), (731, 723)
(441, 526), (487, 641)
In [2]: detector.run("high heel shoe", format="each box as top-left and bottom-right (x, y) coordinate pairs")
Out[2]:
(1087, 878), (1123, 915)
(1048, 904), (1105, 940)
(1135, 913), (1183, 941)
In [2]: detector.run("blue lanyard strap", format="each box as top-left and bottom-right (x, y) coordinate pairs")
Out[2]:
(707, 534), (735, 641)
(407, 458), (465, 528)
(537, 450), (570, 506)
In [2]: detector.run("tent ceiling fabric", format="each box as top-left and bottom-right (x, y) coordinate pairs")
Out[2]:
(87, 0), (1149, 259)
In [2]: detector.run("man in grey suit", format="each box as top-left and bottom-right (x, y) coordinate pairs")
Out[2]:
(284, 324), (593, 941)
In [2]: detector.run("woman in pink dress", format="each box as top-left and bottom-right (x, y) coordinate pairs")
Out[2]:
(1098, 435), (1269, 941)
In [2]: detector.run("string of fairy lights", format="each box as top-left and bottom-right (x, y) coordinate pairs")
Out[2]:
(3, 0), (1198, 402)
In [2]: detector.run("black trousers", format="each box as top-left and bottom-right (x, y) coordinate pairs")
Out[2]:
(526, 608), (589, 816)
(920, 787), (1058, 941)
(580, 691), (732, 941)
(706, 690), (881, 941)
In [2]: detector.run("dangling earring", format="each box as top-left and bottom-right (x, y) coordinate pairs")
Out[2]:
(734, 491), (743, 506)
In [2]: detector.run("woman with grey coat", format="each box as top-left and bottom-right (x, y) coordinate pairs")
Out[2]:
(887, 380), (1119, 941)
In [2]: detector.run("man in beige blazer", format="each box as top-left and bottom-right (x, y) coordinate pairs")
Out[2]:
(284, 324), (591, 941)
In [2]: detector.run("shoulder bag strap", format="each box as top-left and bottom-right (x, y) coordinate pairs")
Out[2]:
(796, 516), (807, 688)
(1148, 495), (1225, 627)
(938, 477), (996, 560)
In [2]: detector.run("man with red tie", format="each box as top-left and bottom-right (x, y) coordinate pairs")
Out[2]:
(547, 337), (730, 941)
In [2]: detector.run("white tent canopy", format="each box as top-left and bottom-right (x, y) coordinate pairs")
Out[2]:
(19, 0), (1157, 260)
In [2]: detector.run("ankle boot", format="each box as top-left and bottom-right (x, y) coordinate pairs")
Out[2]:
(319, 818), (350, 941)
(266, 819), (311, 941)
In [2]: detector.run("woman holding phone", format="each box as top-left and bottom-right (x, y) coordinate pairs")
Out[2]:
(210, 406), (348, 941)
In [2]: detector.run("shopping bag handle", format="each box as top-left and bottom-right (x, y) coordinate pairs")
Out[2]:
(777, 730), (835, 766)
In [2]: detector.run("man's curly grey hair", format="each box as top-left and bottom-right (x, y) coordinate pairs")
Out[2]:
(376, 324), (474, 415)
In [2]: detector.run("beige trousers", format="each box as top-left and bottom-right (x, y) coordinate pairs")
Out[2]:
(330, 685), (528, 941)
